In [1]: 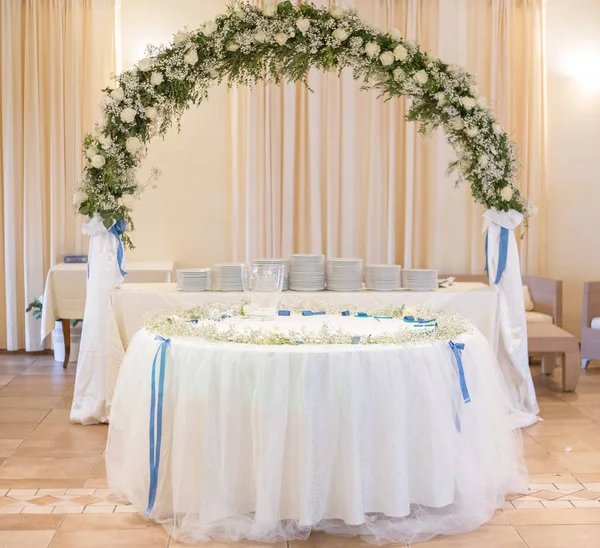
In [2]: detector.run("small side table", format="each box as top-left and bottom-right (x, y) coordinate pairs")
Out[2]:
(527, 323), (581, 392)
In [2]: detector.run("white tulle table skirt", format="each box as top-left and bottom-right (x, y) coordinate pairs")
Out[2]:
(106, 329), (526, 544)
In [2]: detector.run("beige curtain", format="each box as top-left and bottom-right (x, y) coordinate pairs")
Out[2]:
(229, 0), (548, 275)
(0, 0), (116, 350)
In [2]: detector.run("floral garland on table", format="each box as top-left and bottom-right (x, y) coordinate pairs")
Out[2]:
(75, 1), (534, 249)
(143, 303), (471, 346)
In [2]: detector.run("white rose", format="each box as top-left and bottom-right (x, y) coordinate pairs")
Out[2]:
(379, 51), (395, 66)
(138, 58), (153, 72)
(451, 118), (464, 131)
(99, 134), (112, 149)
(501, 186), (514, 201)
(403, 305), (418, 318)
(150, 72), (164, 86)
(173, 31), (189, 45)
(227, 41), (240, 51)
(297, 18), (311, 33)
(332, 28), (349, 41)
(145, 106), (158, 120)
(389, 28), (402, 41)
(435, 92), (446, 105)
(209, 69), (219, 79)
(234, 7), (245, 19)
(90, 154), (106, 169)
(126, 136), (143, 153)
(202, 20), (218, 36)
(478, 154), (489, 167)
(120, 108), (137, 124)
(110, 87), (124, 102)
(393, 44), (408, 61)
(254, 32), (267, 43)
(365, 42), (380, 58)
(184, 49), (199, 65)
(393, 67), (405, 82)
(426, 50), (439, 62)
(461, 97), (476, 110)
(274, 33), (289, 46)
(413, 70), (428, 85)
(262, 4), (277, 16)
(476, 96), (487, 109)
(492, 123), (502, 135)
(85, 146), (98, 159)
(469, 84), (480, 96)
(447, 64), (460, 74)
(466, 127), (479, 138)
(330, 6), (345, 19)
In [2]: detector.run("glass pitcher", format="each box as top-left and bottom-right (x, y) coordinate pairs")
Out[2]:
(241, 263), (284, 320)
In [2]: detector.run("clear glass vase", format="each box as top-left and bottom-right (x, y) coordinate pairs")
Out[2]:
(242, 264), (284, 321)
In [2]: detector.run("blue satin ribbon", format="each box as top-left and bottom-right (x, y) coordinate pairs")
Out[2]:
(449, 340), (470, 433)
(146, 335), (170, 516)
(449, 341), (470, 404)
(108, 219), (127, 278)
(484, 227), (509, 285)
(302, 310), (326, 316)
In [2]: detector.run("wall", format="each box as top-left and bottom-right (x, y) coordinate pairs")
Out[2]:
(545, 0), (600, 335)
(120, 0), (233, 267)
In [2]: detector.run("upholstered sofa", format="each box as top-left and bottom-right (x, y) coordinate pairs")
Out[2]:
(581, 282), (600, 368)
(441, 274), (562, 326)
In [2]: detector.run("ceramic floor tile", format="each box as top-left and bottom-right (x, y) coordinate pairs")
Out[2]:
(516, 524), (600, 547)
(0, 409), (49, 424)
(410, 526), (527, 547)
(21, 506), (54, 514)
(0, 397), (61, 410)
(58, 513), (158, 531)
(42, 529), (168, 548)
(0, 530), (55, 548)
(51, 507), (84, 514)
(0, 457), (97, 480)
(504, 507), (600, 525)
(0, 514), (63, 530)
(82, 505), (115, 514)
(572, 500), (600, 508)
(541, 501), (574, 509)
(0, 439), (23, 458)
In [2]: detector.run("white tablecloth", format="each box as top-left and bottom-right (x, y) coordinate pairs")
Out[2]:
(41, 262), (175, 339)
(109, 282), (499, 350)
(106, 324), (526, 544)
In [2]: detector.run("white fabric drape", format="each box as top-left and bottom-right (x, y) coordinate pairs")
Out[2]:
(484, 209), (538, 427)
(229, 0), (547, 277)
(0, 0), (116, 350)
(70, 215), (125, 425)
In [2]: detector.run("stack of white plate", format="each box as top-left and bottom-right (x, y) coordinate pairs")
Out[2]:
(176, 268), (212, 291)
(326, 258), (363, 291)
(251, 258), (290, 290)
(289, 254), (326, 291)
(365, 264), (401, 291)
(213, 263), (244, 291)
(402, 269), (438, 291)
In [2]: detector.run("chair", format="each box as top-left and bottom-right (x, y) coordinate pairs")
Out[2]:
(442, 274), (562, 326)
(581, 282), (600, 369)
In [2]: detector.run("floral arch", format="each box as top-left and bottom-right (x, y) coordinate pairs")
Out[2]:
(75, 0), (532, 249)
(70, 1), (538, 427)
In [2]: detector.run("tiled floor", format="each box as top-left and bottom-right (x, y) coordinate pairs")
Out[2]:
(1, 355), (600, 547)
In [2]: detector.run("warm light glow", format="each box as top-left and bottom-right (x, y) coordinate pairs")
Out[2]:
(563, 47), (600, 93)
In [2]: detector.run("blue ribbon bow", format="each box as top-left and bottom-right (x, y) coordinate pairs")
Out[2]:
(146, 335), (170, 516)
(449, 340), (470, 433)
(108, 219), (127, 278)
(449, 341), (470, 404)
(484, 227), (508, 285)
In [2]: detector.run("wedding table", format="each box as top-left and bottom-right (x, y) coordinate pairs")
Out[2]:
(106, 314), (526, 544)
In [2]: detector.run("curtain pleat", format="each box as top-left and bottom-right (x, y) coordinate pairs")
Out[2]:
(0, 0), (116, 350)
